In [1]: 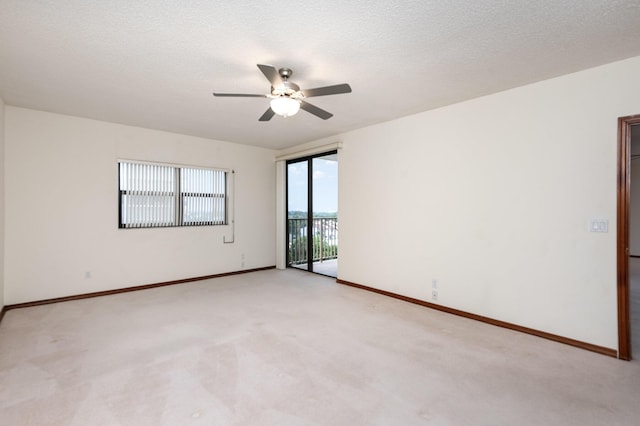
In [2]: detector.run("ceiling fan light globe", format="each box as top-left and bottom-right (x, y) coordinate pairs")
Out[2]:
(270, 97), (300, 117)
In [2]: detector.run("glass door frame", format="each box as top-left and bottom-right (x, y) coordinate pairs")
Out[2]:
(286, 150), (338, 275)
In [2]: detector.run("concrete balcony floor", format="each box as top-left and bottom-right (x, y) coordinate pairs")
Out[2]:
(291, 258), (337, 278)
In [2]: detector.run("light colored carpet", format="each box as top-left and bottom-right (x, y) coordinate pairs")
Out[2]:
(1, 269), (639, 425)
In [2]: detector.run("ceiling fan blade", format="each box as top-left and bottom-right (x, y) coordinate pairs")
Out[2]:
(301, 83), (352, 98)
(300, 100), (333, 120)
(257, 64), (284, 88)
(213, 93), (267, 97)
(259, 108), (275, 121)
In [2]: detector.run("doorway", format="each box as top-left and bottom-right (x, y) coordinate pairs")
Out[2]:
(627, 123), (640, 360)
(287, 151), (338, 277)
(618, 115), (640, 360)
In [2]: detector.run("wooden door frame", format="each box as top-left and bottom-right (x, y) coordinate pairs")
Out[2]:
(618, 114), (640, 361)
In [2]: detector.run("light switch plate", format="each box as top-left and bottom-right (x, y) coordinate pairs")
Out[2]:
(590, 219), (608, 233)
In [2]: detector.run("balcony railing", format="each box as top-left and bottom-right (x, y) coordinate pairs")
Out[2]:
(288, 217), (338, 265)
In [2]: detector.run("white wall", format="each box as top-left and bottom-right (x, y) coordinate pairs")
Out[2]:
(0, 96), (4, 310)
(300, 56), (640, 351)
(4, 107), (276, 304)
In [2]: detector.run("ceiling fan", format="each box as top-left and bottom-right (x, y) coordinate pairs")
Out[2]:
(213, 64), (352, 121)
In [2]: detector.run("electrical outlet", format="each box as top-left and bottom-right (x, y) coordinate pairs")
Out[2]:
(432, 279), (438, 289)
(431, 290), (438, 301)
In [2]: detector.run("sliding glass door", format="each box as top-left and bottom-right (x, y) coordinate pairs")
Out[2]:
(287, 160), (309, 271)
(287, 151), (338, 277)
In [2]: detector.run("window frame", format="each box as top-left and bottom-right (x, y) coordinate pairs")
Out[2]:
(118, 160), (229, 229)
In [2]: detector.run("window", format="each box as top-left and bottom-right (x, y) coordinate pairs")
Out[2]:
(118, 161), (227, 228)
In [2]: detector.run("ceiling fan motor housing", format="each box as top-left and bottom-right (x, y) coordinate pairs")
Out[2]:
(272, 68), (300, 97)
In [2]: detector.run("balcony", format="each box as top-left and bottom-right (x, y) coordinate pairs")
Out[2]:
(288, 217), (338, 277)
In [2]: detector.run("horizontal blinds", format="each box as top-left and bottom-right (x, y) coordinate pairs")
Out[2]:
(118, 161), (227, 229)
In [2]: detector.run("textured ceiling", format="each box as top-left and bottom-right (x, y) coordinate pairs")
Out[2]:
(1, 1), (640, 150)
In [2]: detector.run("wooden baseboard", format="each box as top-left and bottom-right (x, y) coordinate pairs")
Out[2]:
(336, 278), (618, 358)
(4, 266), (276, 312)
(0, 306), (6, 324)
